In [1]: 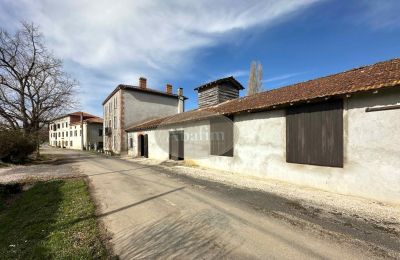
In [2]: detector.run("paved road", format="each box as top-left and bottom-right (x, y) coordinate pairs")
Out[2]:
(50, 148), (397, 259)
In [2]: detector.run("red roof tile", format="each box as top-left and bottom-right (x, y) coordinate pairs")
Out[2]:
(126, 58), (400, 132)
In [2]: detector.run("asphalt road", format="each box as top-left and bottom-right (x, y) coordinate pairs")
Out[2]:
(50, 148), (398, 259)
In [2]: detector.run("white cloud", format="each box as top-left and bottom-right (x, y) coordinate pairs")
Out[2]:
(0, 0), (319, 114)
(263, 72), (306, 83)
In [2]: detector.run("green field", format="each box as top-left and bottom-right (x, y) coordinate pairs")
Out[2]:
(0, 179), (108, 259)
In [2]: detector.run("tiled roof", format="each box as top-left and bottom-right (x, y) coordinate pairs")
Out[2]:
(84, 117), (103, 124)
(102, 84), (188, 105)
(68, 111), (97, 118)
(194, 76), (244, 91)
(52, 111), (98, 121)
(70, 116), (103, 125)
(126, 58), (400, 132)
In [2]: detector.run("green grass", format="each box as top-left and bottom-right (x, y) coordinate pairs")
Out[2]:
(0, 179), (108, 259)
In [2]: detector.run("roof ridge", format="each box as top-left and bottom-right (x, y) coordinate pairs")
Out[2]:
(126, 57), (400, 132)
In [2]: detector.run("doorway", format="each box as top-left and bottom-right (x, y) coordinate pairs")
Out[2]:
(137, 134), (148, 158)
(169, 130), (184, 160)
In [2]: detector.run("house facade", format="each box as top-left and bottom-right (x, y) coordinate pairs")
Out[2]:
(126, 59), (400, 203)
(102, 77), (186, 154)
(49, 112), (103, 150)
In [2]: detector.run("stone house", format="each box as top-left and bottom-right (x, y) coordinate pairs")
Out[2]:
(49, 112), (103, 150)
(125, 59), (400, 203)
(102, 77), (186, 154)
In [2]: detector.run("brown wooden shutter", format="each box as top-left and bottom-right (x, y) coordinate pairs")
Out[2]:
(137, 134), (142, 156)
(169, 131), (184, 160)
(144, 134), (149, 158)
(286, 100), (343, 167)
(210, 117), (234, 156)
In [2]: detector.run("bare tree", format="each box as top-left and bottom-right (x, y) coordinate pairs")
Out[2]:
(0, 22), (77, 151)
(247, 61), (263, 96)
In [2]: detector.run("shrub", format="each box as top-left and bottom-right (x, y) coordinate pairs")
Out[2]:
(0, 130), (37, 163)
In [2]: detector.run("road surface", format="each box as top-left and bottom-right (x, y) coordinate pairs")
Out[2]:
(48, 148), (398, 259)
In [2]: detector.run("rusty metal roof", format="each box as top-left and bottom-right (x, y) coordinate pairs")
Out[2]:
(126, 58), (400, 132)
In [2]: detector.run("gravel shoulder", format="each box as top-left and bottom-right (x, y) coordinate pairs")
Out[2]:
(0, 152), (82, 184)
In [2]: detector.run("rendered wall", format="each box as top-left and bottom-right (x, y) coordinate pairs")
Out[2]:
(128, 89), (400, 203)
(123, 90), (180, 153)
(103, 91), (121, 153)
(49, 117), (103, 150)
(84, 123), (103, 150)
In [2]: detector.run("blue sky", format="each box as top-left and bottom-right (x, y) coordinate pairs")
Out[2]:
(1, 0), (400, 114)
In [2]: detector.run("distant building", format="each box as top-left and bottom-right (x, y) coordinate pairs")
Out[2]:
(102, 77), (186, 154)
(125, 59), (400, 204)
(49, 112), (103, 150)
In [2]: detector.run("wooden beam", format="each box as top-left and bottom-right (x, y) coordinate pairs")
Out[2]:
(365, 104), (400, 112)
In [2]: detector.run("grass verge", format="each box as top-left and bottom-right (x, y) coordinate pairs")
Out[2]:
(0, 179), (109, 259)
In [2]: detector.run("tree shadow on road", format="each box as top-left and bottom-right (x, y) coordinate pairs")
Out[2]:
(113, 210), (242, 259)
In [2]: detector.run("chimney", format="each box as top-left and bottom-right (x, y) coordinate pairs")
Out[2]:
(178, 87), (183, 97)
(178, 87), (184, 113)
(139, 77), (147, 89)
(166, 84), (173, 94)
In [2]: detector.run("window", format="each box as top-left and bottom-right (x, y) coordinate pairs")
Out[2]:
(210, 117), (234, 157)
(113, 116), (117, 129)
(99, 129), (103, 136)
(62, 132), (64, 137)
(70, 131), (72, 136)
(58, 132), (60, 137)
(109, 120), (111, 128)
(286, 100), (343, 167)
(57, 123), (60, 129)
(66, 131), (68, 137)
(113, 136), (116, 149)
(70, 141), (73, 146)
(75, 130), (77, 136)
(80, 130), (82, 136)
(129, 138), (133, 148)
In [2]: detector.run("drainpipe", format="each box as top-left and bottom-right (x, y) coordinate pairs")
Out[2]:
(178, 87), (184, 113)
(80, 112), (84, 150)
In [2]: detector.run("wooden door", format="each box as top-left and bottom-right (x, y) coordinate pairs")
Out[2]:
(169, 131), (184, 160)
(144, 134), (149, 158)
(137, 134), (145, 157)
(286, 99), (343, 167)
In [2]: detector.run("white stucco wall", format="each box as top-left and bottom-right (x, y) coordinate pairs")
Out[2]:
(49, 117), (103, 150)
(123, 91), (180, 127)
(123, 90), (182, 154)
(103, 91), (121, 153)
(104, 88), (182, 154)
(127, 89), (400, 203)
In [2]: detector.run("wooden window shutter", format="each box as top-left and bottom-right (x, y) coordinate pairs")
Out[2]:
(286, 100), (343, 167)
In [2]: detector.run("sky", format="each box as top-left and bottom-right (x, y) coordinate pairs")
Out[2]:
(1, 0), (400, 116)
